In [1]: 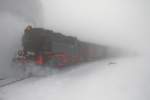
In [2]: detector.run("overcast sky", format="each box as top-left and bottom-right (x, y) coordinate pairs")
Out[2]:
(41, 0), (150, 55)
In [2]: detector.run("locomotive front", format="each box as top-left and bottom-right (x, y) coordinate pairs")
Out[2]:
(15, 26), (79, 67)
(15, 26), (51, 65)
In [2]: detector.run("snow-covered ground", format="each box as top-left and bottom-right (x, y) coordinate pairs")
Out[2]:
(0, 0), (150, 100)
(0, 56), (149, 100)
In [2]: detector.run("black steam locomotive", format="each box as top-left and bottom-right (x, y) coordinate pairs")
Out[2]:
(15, 26), (105, 68)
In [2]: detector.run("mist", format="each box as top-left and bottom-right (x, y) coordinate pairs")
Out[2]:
(0, 0), (43, 79)
(41, 0), (150, 55)
(0, 0), (43, 26)
(0, 0), (150, 100)
(40, 0), (150, 100)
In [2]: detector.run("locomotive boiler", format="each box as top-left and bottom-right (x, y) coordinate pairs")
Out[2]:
(15, 25), (105, 68)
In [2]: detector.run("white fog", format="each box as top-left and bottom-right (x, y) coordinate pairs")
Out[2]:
(0, 0), (150, 100)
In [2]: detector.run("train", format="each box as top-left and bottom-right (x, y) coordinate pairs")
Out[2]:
(15, 25), (106, 68)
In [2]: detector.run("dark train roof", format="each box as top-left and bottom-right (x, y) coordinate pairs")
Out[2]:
(22, 27), (77, 52)
(23, 27), (77, 42)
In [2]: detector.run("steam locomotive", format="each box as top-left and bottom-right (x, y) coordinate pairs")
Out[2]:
(15, 26), (106, 68)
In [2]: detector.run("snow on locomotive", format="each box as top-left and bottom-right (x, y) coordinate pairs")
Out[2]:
(16, 25), (105, 67)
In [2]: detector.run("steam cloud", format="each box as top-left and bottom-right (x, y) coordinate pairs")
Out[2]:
(0, 0), (43, 79)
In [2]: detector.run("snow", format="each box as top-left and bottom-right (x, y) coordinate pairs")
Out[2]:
(0, 0), (150, 100)
(0, 56), (150, 100)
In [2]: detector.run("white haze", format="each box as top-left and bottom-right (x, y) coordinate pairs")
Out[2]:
(41, 0), (150, 55)
(0, 0), (150, 100)
(0, 0), (43, 79)
(40, 0), (150, 99)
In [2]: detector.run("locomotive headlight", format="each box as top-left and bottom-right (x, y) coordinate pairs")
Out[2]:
(17, 49), (24, 56)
